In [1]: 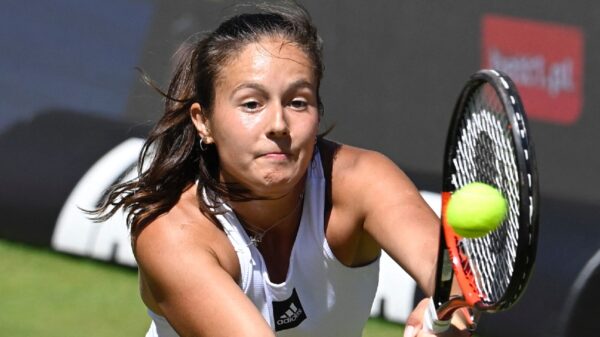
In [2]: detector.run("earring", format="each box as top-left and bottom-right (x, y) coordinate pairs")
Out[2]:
(199, 136), (207, 151)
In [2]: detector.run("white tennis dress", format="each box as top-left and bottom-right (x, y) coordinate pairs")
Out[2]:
(145, 150), (380, 337)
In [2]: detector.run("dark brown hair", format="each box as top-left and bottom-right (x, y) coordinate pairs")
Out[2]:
(92, 2), (324, 237)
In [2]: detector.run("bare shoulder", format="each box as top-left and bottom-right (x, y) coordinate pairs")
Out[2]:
(333, 143), (396, 173)
(134, 187), (237, 273)
(134, 185), (240, 311)
(133, 186), (274, 336)
(318, 139), (428, 266)
(320, 139), (415, 203)
(321, 140), (439, 291)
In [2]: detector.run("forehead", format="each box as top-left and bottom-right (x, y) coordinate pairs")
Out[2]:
(215, 37), (316, 89)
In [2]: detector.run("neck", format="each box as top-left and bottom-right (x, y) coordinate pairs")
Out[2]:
(231, 184), (305, 245)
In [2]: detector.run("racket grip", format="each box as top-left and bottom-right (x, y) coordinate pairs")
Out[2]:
(423, 297), (451, 334)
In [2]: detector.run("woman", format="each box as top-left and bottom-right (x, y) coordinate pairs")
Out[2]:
(95, 3), (468, 337)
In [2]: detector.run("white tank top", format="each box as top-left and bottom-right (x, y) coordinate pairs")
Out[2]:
(145, 150), (380, 337)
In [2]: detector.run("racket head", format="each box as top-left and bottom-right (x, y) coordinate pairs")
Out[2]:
(434, 69), (539, 314)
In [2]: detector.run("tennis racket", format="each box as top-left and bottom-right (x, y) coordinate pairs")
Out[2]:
(424, 69), (539, 334)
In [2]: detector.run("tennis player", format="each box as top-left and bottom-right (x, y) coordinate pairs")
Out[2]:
(94, 2), (469, 336)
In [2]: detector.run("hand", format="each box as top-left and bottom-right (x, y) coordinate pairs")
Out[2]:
(404, 298), (472, 337)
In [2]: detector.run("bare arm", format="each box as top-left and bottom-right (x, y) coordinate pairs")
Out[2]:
(339, 148), (469, 336)
(344, 148), (440, 294)
(135, 217), (274, 337)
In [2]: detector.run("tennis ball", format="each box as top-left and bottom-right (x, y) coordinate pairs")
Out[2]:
(446, 182), (507, 238)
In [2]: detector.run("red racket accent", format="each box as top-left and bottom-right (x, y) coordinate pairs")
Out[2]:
(441, 191), (483, 308)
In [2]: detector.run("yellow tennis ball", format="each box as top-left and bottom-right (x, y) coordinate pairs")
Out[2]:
(446, 182), (507, 238)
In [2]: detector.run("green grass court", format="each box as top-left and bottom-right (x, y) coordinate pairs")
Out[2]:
(0, 239), (404, 336)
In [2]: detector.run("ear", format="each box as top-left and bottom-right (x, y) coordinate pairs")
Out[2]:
(190, 103), (214, 144)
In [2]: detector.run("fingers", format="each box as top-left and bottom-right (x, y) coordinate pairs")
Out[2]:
(404, 298), (473, 337)
(404, 298), (430, 337)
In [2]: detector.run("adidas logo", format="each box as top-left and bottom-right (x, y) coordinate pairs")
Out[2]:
(272, 288), (307, 331)
(277, 302), (304, 326)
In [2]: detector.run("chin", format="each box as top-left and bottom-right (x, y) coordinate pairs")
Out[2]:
(257, 173), (302, 195)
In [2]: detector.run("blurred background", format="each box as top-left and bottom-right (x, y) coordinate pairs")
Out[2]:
(1, 0), (598, 336)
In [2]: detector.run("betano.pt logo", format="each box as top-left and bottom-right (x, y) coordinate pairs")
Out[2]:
(481, 14), (584, 125)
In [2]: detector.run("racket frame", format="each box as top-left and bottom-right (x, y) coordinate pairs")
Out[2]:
(432, 69), (539, 321)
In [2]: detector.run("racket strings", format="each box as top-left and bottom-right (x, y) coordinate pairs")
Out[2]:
(452, 84), (521, 304)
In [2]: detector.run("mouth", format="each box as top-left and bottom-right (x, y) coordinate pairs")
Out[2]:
(259, 150), (293, 160)
(262, 152), (290, 158)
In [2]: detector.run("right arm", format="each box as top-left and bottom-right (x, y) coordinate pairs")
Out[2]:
(135, 216), (274, 337)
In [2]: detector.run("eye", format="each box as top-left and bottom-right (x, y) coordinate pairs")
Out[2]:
(241, 100), (261, 112)
(288, 99), (308, 110)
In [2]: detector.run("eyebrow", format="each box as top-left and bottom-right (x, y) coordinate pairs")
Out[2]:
(230, 82), (267, 98)
(230, 79), (315, 99)
(287, 79), (315, 92)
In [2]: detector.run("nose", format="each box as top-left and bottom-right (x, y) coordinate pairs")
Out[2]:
(267, 104), (289, 137)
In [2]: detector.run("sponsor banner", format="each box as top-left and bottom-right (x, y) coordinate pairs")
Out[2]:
(482, 14), (584, 125)
(52, 138), (143, 267)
